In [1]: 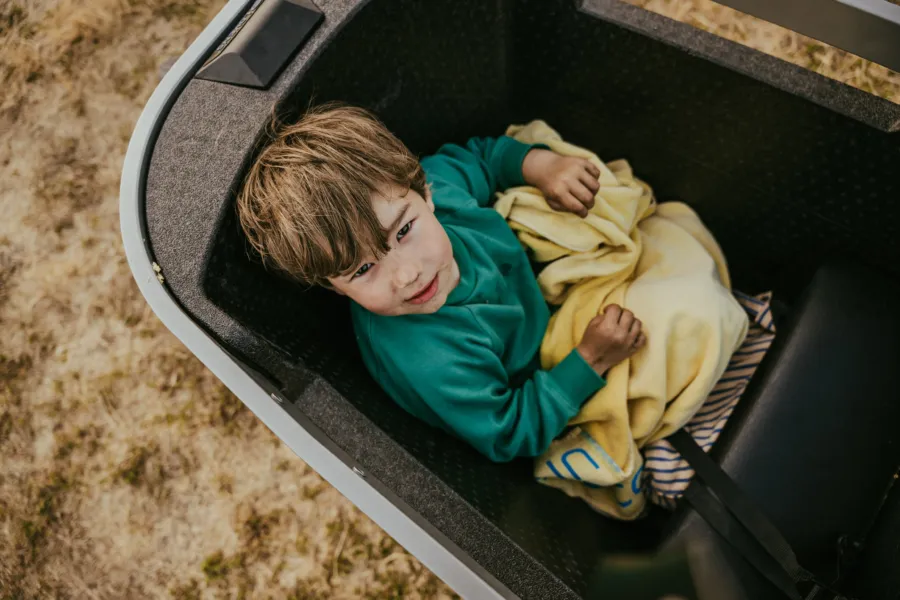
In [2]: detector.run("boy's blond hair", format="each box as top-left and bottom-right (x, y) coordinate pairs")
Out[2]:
(236, 103), (427, 285)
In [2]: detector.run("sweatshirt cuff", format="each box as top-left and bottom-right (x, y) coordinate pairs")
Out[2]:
(497, 137), (551, 189)
(547, 349), (606, 408)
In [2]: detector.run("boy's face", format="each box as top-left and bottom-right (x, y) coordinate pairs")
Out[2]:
(328, 185), (459, 316)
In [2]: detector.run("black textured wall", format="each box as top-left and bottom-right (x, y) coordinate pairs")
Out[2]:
(513, 0), (900, 299)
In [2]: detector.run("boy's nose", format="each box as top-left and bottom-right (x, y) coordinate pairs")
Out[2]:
(393, 263), (419, 288)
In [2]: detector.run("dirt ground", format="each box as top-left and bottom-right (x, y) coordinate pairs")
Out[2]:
(0, 1), (897, 599)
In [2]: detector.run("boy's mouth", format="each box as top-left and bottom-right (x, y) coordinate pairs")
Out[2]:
(406, 275), (439, 305)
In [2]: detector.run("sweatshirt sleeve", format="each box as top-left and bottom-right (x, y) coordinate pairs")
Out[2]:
(368, 311), (605, 462)
(421, 136), (547, 207)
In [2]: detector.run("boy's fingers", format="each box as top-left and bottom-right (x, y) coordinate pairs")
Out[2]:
(548, 196), (570, 213)
(629, 319), (642, 337)
(562, 193), (589, 217)
(618, 309), (634, 331)
(579, 172), (601, 193)
(586, 162), (602, 179)
(634, 333), (647, 348)
(626, 320), (641, 347)
(571, 184), (595, 208)
(603, 304), (622, 323)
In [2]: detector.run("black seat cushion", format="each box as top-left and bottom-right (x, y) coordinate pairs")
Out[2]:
(663, 261), (900, 595)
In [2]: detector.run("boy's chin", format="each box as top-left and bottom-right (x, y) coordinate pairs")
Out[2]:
(397, 296), (447, 316)
(365, 297), (446, 317)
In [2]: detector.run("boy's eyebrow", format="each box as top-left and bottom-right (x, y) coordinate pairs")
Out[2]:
(343, 202), (413, 280)
(384, 203), (411, 233)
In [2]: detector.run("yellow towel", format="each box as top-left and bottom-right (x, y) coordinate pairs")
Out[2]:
(495, 122), (749, 519)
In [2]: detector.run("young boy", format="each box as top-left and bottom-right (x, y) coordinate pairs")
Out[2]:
(238, 104), (645, 462)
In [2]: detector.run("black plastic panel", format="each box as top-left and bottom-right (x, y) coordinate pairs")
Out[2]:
(197, 0), (323, 88)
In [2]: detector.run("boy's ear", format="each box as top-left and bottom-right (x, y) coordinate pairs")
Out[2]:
(425, 185), (435, 212)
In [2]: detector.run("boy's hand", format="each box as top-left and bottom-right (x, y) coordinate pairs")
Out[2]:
(576, 305), (646, 377)
(522, 149), (601, 218)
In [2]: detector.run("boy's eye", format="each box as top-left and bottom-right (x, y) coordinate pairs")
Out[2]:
(397, 220), (414, 241)
(352, 263), (373, 279)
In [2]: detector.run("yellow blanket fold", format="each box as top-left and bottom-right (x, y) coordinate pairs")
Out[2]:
(496, 121), (749, 520)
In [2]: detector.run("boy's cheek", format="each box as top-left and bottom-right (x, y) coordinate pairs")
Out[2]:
(358, 290), (405, 317)
(325, 278), (348, 296)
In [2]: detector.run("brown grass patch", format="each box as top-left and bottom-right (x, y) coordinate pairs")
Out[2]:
(0, 0), (453, 597)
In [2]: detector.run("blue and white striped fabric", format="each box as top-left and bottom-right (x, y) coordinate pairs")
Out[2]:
(644, 291), (776, 509)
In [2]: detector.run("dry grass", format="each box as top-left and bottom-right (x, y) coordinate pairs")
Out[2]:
(0, 1), (453, 598)
(0, 0), (897, 599)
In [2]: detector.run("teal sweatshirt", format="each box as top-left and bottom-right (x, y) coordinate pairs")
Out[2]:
(351, 136), (606, 462)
